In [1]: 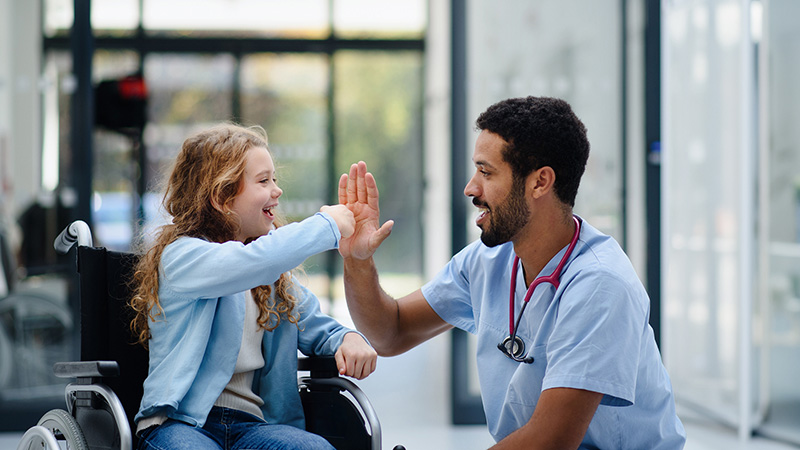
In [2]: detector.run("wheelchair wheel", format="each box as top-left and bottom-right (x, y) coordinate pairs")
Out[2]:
(35, 409), (89, 450)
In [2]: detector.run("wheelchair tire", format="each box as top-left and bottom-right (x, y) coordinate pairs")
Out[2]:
(35, 408), (89, 450)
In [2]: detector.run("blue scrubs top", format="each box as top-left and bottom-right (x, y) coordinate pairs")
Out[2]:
(422, 217), (685, 449)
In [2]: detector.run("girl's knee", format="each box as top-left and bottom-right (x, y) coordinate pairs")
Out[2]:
(138, 421), (220, 450)
(239, 424), (334, 450)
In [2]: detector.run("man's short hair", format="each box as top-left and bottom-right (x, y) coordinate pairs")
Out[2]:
(476, 96), (590, 207)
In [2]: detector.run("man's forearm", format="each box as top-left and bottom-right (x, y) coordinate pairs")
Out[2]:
(342, 256), (400, 355)
(489, 388), (602, 450)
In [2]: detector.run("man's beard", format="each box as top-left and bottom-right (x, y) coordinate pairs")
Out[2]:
(476, 176), (529, 247)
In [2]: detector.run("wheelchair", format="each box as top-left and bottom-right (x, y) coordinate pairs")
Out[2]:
(15, 220), (387, 450)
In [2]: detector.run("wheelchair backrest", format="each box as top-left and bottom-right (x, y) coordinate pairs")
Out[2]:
(76, 246), (148, 431)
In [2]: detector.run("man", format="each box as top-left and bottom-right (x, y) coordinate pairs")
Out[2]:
(338, 97), (686, 449)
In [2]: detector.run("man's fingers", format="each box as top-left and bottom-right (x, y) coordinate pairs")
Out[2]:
(371, 220), (394, 248)
(365, 172), (381, 209)
(338, 173), (348, 205)
(356, 161), (368, 204)
(346, 163), (358, 204)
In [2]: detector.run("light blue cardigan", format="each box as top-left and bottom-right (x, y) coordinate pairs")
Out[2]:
(135, 213), (359, 429)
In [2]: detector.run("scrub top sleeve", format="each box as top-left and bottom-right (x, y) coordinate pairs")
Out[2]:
(421, 244), (479, 334)
(542, 271), (645, 406)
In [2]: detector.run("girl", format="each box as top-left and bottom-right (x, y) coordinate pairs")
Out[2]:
(129, 123), (376, 450)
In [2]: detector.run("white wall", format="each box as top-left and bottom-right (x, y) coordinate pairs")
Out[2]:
(465, 0), (625, 243)
(423, 0), (453, 279)
(1, 0), (42, 240)
(0, 0), (12, 222)
(0, 0), (42, 259)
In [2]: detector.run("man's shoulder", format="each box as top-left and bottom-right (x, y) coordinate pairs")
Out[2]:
(455, 239), (514, 261)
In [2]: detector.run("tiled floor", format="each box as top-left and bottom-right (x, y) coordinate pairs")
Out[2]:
(1, 334), (797, 449)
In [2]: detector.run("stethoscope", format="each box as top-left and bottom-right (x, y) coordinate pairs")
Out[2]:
(497, 215), (581, 364)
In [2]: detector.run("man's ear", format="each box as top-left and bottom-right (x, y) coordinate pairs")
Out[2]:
(527, 166), (556, 200)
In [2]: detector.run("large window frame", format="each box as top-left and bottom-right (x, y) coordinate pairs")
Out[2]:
(0, 0), (426, 431)
(42, 0), (425, 283)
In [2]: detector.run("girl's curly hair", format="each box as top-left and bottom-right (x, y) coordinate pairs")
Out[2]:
(129, 123), (299, 347)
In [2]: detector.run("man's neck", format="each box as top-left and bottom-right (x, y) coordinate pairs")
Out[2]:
(513, 211), (576, 287)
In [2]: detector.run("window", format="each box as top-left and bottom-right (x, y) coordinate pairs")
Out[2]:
(3, 0), (425, 426)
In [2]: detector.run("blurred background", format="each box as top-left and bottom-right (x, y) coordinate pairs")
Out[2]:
(0, 0), (798, 448)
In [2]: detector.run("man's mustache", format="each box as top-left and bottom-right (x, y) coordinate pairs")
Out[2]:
(472, 198), (488, 209)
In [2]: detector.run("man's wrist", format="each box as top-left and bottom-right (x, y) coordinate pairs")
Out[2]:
(343, 255), (375, 272)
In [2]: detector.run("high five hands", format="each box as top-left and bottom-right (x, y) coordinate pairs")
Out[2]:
(338, 161), (394, 260)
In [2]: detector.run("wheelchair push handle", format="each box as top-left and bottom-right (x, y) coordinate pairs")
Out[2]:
(54, 220), (93, 254)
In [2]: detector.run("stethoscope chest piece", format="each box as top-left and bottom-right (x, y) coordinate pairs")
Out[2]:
(499, 335), (533, 364)
(501, 335), (525, 358)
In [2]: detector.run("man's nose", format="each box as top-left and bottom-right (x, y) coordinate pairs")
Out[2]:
(464, 174), (479, 198)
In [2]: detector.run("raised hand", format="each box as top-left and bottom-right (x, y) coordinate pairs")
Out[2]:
(338, 161), (394, 260)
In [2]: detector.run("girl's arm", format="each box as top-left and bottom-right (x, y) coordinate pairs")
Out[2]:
(161, 213), (340, 299)
(293, 280), (376, 379)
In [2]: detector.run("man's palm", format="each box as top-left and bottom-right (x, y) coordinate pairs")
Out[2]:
(338, 162), (393, 260)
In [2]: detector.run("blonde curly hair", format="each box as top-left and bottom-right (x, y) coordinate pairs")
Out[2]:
(129, 123), (299, 347)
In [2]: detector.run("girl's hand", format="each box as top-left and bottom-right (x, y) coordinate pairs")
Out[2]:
(334, 332), (377, 380)
(320, 204), (355, 239)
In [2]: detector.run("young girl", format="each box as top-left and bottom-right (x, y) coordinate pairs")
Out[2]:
(129, 123), (376, 450)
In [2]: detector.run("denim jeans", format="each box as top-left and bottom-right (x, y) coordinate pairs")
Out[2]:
(137, 407), (335, 450)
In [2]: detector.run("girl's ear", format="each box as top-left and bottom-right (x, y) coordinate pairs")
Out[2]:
(210, 196), (225, 214)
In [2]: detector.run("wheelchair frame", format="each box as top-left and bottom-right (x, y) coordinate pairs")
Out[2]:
(16, 220), (383, 450)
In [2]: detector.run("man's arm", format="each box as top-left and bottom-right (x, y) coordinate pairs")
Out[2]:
(490, 387), (603, 450)
(339, 161), (452, 356)
(343, 257), (452, 356)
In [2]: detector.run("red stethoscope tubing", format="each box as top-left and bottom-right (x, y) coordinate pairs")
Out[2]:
(507, 215), (581, 336)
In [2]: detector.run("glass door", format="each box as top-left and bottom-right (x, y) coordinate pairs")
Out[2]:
(662, 0), (760, 439)
(454, 0), (626, 425)
(757, 0), (800, 444)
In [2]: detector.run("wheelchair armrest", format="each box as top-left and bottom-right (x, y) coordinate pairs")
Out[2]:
(54, 361), (120, 379)
(297, 356), (339, 378)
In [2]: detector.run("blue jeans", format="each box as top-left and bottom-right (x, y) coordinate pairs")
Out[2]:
(137, 407), (335, 450)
